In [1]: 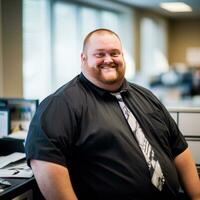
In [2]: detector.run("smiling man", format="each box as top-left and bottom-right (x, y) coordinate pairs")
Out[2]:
(25, 29), (200, 200)
(81, 30), (125, 91)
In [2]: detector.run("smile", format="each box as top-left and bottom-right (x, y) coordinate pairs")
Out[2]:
(100, 64), (117, 69)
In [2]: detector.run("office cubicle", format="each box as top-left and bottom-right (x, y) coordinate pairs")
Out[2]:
(169, 107), (200, 169)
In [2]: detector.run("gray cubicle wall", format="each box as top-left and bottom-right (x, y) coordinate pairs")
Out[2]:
(168, 107), (200, 166)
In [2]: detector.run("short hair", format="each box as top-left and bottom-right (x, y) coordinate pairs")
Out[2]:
(82, 28), (121, 53)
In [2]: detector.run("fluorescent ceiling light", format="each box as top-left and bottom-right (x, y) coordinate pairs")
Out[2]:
(160, 2), (192, 12)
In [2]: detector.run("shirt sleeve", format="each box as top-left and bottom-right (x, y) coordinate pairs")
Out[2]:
(25, 95), (77, 168)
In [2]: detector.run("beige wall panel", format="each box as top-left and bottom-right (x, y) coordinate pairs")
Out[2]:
(179, 113), (200, 136)
(1, 0), (23, 98)
(0, 0), (3, 96)
(169, 19), (200, 66)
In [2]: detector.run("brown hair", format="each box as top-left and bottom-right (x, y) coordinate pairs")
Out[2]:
(82, 28), (121, 53)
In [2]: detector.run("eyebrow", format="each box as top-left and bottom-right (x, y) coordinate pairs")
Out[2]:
(94, 49), (121, 52)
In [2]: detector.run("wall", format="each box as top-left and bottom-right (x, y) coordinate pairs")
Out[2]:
(1, 0), (23, 98)
(0, 0), (3, 96)
(169, 18), (200, 66)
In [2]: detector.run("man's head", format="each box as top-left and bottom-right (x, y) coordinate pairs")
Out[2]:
(81, 28), (126, 92)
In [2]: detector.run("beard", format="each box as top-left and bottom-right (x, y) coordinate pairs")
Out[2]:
(84, 62), (125, 85)
(99, 65), (121, 84)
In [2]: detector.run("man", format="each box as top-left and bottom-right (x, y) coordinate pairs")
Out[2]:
(25, 29), (200, 200)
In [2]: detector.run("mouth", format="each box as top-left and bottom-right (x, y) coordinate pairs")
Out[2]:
(100, 63), (117, 69)
(99, 64), (119, 76)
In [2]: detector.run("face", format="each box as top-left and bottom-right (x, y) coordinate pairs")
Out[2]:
(81, 32), (126, 91)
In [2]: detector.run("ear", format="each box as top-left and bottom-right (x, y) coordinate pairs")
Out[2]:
(81, 53), (86, 63)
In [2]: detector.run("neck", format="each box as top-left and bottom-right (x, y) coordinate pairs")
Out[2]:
(82, 73), (124, 92)
(96, 81), (123, 92)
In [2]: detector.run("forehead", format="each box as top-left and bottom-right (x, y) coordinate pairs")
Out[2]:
(86, 32), (122, 52)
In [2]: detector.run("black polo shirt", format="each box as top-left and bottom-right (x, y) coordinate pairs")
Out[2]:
(25, 73), (188, 200)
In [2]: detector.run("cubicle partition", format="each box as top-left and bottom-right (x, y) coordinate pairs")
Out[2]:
(169, 107), (200, 170)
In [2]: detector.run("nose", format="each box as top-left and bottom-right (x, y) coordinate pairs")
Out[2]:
(103, 54), (113, 64)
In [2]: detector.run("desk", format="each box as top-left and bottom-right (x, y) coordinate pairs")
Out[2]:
(0, 138), (43, 200)
(0, 177), (43, 200)
(0, 178), (33, 199)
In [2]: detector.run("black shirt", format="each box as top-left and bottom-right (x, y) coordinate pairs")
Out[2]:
(25, 73), (188, 200)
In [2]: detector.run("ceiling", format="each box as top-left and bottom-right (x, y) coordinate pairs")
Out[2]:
(112, 0), (200, 18)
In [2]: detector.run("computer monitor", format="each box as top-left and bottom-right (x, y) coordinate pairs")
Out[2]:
(0, 107), (10, 137)
(0, 98), (39, 134)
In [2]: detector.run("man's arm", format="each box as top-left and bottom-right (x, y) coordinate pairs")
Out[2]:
(31, 160), (78, 200)
(174, 148), (200, 200)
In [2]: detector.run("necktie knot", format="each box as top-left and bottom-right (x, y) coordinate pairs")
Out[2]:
(112, 93), (123, 101)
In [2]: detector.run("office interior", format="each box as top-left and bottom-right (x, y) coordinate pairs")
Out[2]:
(0, 0), (200, 199)
(1, 0), (200, 106)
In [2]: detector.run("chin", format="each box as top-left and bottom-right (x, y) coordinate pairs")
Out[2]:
(102, 77), (123, 85)
(103, 73), (124, 83)
(101, 76), (117, 83)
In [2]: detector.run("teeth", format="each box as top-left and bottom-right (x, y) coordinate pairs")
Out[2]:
(101, 65), (116, 68)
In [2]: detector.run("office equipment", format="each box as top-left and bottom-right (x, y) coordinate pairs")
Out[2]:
(0, 108), (10, 137)
(0, 98), (39, 134)
(0, 138), (24, 155)
(0, 178), (11, 188)
(0, 138), (42, 200)
(0, 177), (37, 199)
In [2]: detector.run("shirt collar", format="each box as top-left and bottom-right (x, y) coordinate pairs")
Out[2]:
(79, 73), (131, 97)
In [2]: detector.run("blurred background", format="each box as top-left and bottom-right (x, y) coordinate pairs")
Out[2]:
(0, 0), (200, 108)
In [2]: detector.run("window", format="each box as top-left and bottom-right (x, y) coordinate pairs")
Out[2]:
(23, 0), (51, 101)
(23, 0), (135, 101)
(53, 2), (79, 90)
(140, 17), (168, 80)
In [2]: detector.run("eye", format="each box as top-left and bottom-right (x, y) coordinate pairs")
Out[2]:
(94, 52), (105, 58)
(111, 51), (120, 57)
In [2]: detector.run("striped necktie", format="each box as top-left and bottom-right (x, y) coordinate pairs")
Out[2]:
(112, 92), (165, 191)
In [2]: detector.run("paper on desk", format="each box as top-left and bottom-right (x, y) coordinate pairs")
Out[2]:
(0, 153), (33, 178)
(5, 160), (29, 170)
(0, 169), (33, 178)
(0, 152), (26, 169)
